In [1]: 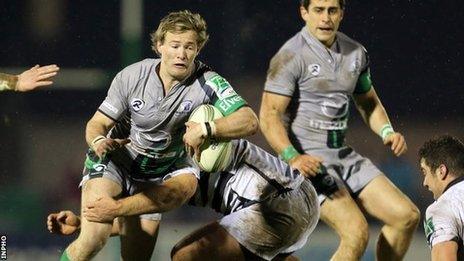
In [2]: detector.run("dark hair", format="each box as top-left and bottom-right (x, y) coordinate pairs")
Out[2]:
(300, 0), (345, 10)
(419, 135), (464, 177)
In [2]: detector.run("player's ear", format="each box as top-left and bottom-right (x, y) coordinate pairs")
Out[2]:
(156, 41), (163, 56)
(437, 164), (449, 180)
(300, 5), (309, 21)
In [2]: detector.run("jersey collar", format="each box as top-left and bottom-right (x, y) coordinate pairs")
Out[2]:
(443, 175), (464, 194)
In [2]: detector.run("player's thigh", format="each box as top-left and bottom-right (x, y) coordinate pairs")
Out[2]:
(172, 221), (245, 261)
(78, 177), (122, 247)
(357, 175), (419, 226)
(320, 188), (368, 239)
(119, 215), (160, 261)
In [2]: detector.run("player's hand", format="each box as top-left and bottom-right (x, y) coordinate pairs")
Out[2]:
(83, 197), (121, 223)
(383, 132), (407, 156)
(289, 154), (323, 178)
(16, 64), (59, 92)
(183, 121), (206, 161)
(47, 210), (81, 235)
(93, 138), (130, 159)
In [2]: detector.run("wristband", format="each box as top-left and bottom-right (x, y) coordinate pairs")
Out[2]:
(200, 122), (208, 137)
(280, 145), (300, 163)
(380, 124), (394, 141)
(91, 135), (106, 149)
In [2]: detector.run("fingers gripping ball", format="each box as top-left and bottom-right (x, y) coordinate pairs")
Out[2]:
(188, 105), (232, 172)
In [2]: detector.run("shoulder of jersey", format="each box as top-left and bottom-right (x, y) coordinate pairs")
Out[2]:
(336, 32), (366, 50)
(189, 104), (233, 172)
(118, 58), (158, 81)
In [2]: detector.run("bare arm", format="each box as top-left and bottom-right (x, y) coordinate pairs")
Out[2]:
(431, 241), (458, 261)
(352, 87), (407, 156)
(47, 210), (120, 236)
(214, 106), (258, 139)
(83, 174), (198, 222)
(0, 64), (59, 92)
(183, 106), (258, 159)
(259, 92), (293, 154)
(259, 92), (322, 177)
(86, 111), (129, 157)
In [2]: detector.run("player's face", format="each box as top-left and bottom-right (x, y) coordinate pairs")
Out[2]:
(157, 30), (199, 81)
(300, 0), (343, 47)
(420, 158), (442, 200)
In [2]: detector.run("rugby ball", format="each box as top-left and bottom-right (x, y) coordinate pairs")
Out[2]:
(188, 105), (232, 172)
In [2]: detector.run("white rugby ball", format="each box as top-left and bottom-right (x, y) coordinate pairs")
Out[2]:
(188, 104), (232, 172)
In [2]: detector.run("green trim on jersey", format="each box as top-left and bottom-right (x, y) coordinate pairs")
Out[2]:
(424, 217), (435, 245)
(327, 129), (346, 148)
(354, 69), (372, 94)
(206, 74), (247, 116)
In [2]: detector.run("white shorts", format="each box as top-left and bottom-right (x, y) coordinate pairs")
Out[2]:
(219, 180), (320, 260)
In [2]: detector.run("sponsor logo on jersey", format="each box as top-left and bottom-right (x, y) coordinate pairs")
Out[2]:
(177, 100), (193, 114)
(218, 96), (243, 112)
(351, 59), (361, 76)
(424, 217), (435, 245)
(131, 98), (145, 112)
(308, 64), (321, 76)
(93, 163), (107, 172)
(102, 101), (119, 114)
(321, 93), (349, 118)
(135, 131), (172, 151)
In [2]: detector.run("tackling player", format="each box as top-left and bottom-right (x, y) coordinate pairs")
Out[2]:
(48, 139), (320, 261)
(0, 64), (59, 92)
(259, 0), (419, 260)
(420, 135), (464, 260)
(61, 10), (258, 261)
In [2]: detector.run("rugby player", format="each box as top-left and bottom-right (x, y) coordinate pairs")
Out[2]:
(0, 64), (59, 92)
(61, 10), (258, 261)
(48, 139), (320, 261)
(259, 0), (420, 260)
(420, 135), (464, 260)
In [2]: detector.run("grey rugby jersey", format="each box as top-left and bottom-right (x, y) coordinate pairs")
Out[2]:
(264, 27), (372, 150)
(189, 139), (306, 214)
(98, 58), (247, 177)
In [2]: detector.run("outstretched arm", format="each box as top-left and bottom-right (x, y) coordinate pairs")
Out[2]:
(0, 64), (59, 92)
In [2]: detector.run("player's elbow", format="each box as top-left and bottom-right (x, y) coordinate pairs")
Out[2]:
(241, 106), (259, 135)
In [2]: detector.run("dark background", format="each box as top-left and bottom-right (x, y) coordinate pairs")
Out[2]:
(0, 0), (462, 259)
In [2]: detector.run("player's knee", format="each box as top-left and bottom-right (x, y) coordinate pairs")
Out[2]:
(76, 228), (111, 256)
(340, 218), (369, 250)
(394, 203), (421, 230)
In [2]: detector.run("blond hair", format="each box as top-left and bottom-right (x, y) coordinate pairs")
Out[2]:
(150, 10), (209, 55)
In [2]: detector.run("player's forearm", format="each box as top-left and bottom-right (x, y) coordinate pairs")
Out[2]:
(86, 120), (110, 147)
(354, 88), (393, 138)
(364, 103), (392, 138)
(214, 106), (258, 139)
(115, 175), (197, 216)
(85, 112), (116, 147)
(260, 109), (295, 155)
(0, 73), (18, 92)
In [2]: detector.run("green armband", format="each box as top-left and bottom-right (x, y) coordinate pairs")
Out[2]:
(380, 124), (394, 141)
(280, 145), (300, 163)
